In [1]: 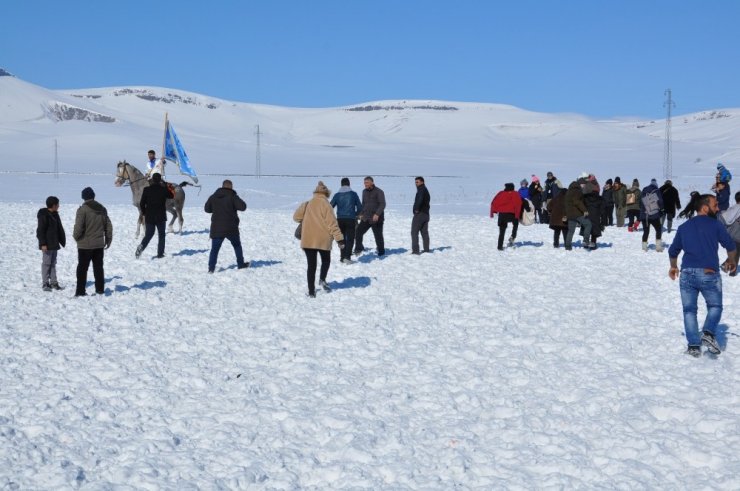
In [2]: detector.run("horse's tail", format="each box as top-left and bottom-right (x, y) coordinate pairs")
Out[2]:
(179, 181), (191, 187)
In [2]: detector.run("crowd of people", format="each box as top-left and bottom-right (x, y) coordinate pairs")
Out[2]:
(35, 159), (738, 356)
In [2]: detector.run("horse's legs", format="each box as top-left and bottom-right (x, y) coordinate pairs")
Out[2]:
(135, 214), (143, 239)
(167, 204), (176, 233)
(177, 206), (184, 233)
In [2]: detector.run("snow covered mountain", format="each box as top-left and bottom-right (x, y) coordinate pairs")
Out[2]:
(2, 68), (739, 181)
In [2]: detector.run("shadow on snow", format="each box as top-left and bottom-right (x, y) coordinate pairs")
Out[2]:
(327, 276), (372, 290)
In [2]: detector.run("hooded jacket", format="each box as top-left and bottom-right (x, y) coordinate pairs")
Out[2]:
(73, 200), (113, 250)
(294, 193), (344, 251)
(490, 185), (523, 219)
(640, 184), (665, 221)
(37, 208), (66, 250)
(204, 187), (247, 238)
(330, 186), (362, 219)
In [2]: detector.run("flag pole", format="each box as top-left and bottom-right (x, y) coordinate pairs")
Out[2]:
(161, 112), (168, 177)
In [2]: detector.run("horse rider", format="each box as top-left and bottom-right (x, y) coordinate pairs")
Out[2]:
(145, 149), (166, 180)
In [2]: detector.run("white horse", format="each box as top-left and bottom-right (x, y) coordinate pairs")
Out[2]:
(114, 160), (189, 237)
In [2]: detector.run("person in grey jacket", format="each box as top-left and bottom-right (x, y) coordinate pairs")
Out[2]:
(354, 176), (386, 256)
(411, 176), (431, 254)
(73, 187), (113, 297)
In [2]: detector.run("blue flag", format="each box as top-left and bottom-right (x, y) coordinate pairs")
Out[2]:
(163, 120), (198, 183)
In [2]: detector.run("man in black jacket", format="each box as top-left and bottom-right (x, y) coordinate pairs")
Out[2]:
(136, 173), (170, 259)
(411, 176), (431, 254)
(660, 179), (682, 233)
(354, 176), (386, 256)
(37, 196), (66, 291)
(204, 179), (249, 273)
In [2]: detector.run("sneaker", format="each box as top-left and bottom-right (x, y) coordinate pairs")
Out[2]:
(42, 283), (52, 292)
(507, 237), (515, 247)
(208, 269), (214, 274)
(685, 346), (701, 358)
(641, 242), (648, 252)
(701, 332), (721, 355)
(135, 244), (143, 259)
(341, 258), (355, 265)
(411, 251), (422, 255)
(238, 262), (250, 270)
(74, 292), (88, 297)
(319, 279), (332, 292)
(95, 290), (105, 295)
(155, 254), (165, 259)
(307, 291), (316, 298)
(51, 282), (64, 291)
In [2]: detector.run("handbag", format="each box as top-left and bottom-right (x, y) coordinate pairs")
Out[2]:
(294, 201), (309, 239)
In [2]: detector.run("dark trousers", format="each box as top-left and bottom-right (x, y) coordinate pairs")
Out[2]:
(304, 248), (331, 295)
(603, 203), (614, 226)
(497, 213), (518, 249)
(355, 218), (385, 255)
(411, 212), (430, 253)
(76, 248), (104, 295)
(140, 221), (166, 256)
(553, 228), (567, 247)
(642, 218), (662, 241)
(661, 211), (676, 232)
(337, 218), (356, 261)
(209, 234), (245, 271)
(627, 209), (640, 228)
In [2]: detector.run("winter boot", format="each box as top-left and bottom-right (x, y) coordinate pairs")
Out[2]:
(642, 241), (648, 252)
(319, 279), (332, 292)
(507, 236), (515, 247)
(42, 282), (52, 292)
(701, 331), (721, 355)
(135, 244), (143, 259)
(51, 282), (64, 291)
(656, 239), (664, 253)
(685, 346), (701, 358)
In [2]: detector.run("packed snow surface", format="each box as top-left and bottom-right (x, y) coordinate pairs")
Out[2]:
(2, 191), (738, 488)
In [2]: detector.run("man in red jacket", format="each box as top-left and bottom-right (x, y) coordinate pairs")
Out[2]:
(491, 183), (523, 250)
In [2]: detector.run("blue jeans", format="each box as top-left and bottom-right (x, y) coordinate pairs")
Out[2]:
(208, 234), (245, 271)
(679, 268), (723, 346)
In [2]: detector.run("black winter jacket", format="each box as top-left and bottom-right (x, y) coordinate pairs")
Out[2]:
(140, 182), (170, 224)
(360, 186), (386, 222)
(413, 184), (431, 214)
(659, 184), (681, 214)
(37, 208), (66, 250)
(204, 187), (247, 238)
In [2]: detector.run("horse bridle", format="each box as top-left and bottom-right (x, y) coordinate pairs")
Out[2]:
(117, 161), (149, 186)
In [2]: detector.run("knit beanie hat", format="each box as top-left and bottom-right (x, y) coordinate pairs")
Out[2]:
(520, 179), (528, 186)
(614, 176), (621, 184)
(314, 180), (330, 197)
(81, 187), (95, 200)
(650, 178), (658, 186)
(606, 178), (613, 185)
(531, 175), (540, 183)
(504, 183), (515, 191)
(151, 173), (162, 183)
(632, 179), (640, 187)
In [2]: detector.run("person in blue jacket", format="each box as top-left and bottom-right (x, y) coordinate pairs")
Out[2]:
(330, 177), (362, 264)
(669, 194), (737, 357)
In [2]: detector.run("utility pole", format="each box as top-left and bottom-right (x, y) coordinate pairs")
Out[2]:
(254, 124), (262, 178)
(54, 139), (59, 179)
(663, 89), (675, 181)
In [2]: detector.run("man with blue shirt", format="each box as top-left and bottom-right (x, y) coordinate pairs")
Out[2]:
(668, 194), (737, 357)
(330, 177), (362, 264)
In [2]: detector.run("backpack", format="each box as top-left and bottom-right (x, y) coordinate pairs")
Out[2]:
(519, 199), (535, 226)
(625, 191), (637, 205)
(643, 190), (661, 217)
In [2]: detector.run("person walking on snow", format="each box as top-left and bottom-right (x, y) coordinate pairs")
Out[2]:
(37, 196), (66, 291)
(135, 173), (169, 259)
(564, 180), (593, 250)
(528, 176), (544, 223)
(411, 176), (431, 255)
(612, 177), (627, 227)
(204, 179), (249, 273)
(73, 187), (113, 297)
(354, 176), (386, 257)
(330, 177), (362, 264)
(668, 194), (736, 357)
(640, 178), (665, 252)
(719, 191), (740, 276)
(601, 178), (615, 226)
(294, 181), (345, 298)
(490, 183), (524, 250)
(659, 179), (681, 233)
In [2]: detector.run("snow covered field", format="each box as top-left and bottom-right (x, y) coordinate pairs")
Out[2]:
(2, 193), (739, 488)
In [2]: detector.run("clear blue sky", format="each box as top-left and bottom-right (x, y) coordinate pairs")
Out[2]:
(3, 0), (739, 118)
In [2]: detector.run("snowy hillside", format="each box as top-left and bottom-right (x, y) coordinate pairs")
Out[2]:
(2, 69), (739, 184)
